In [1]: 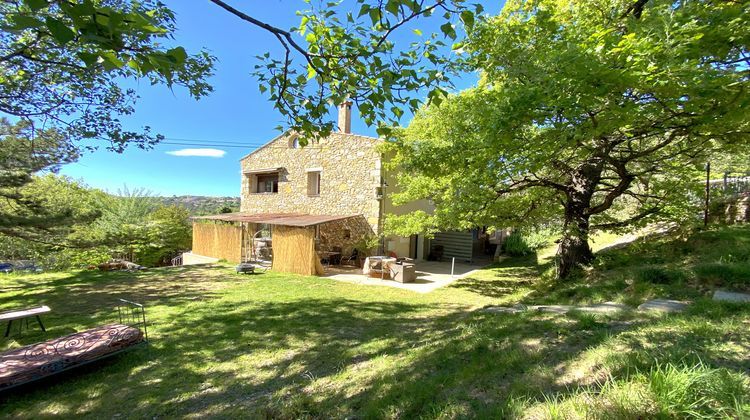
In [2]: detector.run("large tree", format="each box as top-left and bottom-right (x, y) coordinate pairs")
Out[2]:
(0, 0), (213, 242)
(0, 118), (99, 241)
(0, 0), (214, 150)
(386, 0), (750, 277)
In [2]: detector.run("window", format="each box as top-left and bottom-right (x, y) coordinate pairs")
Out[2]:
(307, 171), (321, 196)
(343, 229), (351, 240)
(256, 174), (278, 193)
(289, 136), (300, 148)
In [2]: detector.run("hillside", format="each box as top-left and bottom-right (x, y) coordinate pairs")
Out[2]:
(155, 195), (240, 216)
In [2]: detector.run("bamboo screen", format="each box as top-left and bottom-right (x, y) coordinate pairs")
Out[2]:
(192, 222), (242, 263)
(272, 225), (324, 276)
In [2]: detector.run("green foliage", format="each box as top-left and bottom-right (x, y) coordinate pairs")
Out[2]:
(502, 231), (531, 257)
(386, 0), (750, 276)
(636, 266), (686, 285)
(352, 233), (381, 256)
(0, 119), (99, 241)
(0, 178), (192, 268)
(243, 0), (482, 140)
(645, 363), (748, 418)
(0, 0), (214, 149)
(693, 262), (750, 288)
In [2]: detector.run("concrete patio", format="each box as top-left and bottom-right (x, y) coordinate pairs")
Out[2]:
(323, 259), (491, 293)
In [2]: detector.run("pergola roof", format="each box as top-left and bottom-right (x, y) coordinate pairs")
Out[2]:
(192, 212), (359, 227)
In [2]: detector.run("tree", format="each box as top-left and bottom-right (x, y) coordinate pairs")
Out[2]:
(212, 0), (482, 139)
(0, 118), (101, 241)
(385, 0), (750, 278)
(0, 173), (101, 263)
(1, 0), (214, 150)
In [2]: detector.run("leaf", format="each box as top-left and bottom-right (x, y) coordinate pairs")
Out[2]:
(440, 22), (456, 40)
(385, 1), (400, 18)
(306, 64), (317, 80)
(167, 47), (187, 65)
(45, 17), (76, 44)
(9, 15), (44, 29)
(358, 4), (370, 18)
(460, 10), (474, 30)
(99, 52), (124, 70)
(413, 29), (422, 36)
(23, 0), (47, 12)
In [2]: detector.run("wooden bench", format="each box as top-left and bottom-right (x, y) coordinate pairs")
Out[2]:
(0, 306), (50, 337)
(0, 299), (147, 392)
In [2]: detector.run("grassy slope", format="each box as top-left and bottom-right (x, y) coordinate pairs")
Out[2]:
(0, 225), (748, 418)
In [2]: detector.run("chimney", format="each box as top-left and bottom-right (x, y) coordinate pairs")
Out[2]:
(338, 101), (352, 134)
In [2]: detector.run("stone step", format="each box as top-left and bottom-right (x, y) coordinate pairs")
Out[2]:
(713, 290), (750, 303)
(637, 299), (689, 313)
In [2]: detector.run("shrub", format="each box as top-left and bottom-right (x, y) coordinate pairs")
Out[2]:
(693, 262), (750, 287)
(503, 232), (531, 256)
(636, 266), (686, 285)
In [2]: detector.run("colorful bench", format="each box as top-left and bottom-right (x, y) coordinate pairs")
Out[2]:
(0, 299), (147, 391)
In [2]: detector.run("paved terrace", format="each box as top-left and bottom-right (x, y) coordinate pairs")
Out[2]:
(324, 258), (492, 293)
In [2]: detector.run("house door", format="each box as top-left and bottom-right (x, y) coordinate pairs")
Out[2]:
(409, 235), (418, 259)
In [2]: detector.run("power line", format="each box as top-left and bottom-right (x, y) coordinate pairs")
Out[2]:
(159, 141), (326, 150)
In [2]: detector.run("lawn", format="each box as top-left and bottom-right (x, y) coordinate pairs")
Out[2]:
(1, 226), (749, 418)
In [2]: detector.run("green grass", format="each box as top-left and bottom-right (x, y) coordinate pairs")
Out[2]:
(1, 225), (749, 418)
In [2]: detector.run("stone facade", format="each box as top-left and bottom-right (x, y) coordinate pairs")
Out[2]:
(240, 131), (383, 235)
(232, 129), (435, 260)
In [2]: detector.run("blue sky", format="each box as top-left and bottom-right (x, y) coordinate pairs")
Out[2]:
(60, 1), (500, 197)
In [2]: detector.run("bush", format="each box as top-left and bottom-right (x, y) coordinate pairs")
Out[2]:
(693, 262), (750, 287)
(502, 232), (531, 256)
(636, 266), (686, 285)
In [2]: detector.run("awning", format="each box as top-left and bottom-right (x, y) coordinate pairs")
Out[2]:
(192, 212), (359, 227)
(243, 167), (283, 175)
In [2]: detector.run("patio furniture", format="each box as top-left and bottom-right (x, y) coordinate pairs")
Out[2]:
(391, 262), (417, 283)
(363, 256), (397, 280)
(341, 248), (360, 267)
(0, 299), (147, 392)
(388, 251), (415, 264)
(318, 251), (341, 267)
(1, 306), (50, 337)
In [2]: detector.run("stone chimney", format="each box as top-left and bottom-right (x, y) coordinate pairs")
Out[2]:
(338, 101), (352, 134)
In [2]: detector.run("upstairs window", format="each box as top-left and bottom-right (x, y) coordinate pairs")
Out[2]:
(307, 171), (321, 196)
(256, 174), (278, 193)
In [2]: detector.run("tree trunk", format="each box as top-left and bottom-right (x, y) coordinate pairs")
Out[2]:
(557, 212), (594, 278)
(557, 161), (601, 278)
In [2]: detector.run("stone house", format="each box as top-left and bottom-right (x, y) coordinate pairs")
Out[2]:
(185, 102), (441, 275)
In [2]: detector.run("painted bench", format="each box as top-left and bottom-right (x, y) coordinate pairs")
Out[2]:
(0, 306), (50, 337)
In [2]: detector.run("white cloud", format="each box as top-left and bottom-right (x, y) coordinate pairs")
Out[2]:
(166, 148), (226, 158)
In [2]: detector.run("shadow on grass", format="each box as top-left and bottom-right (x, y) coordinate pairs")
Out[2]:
(1, 262), (747, 418)
(448, 253), (543, 299)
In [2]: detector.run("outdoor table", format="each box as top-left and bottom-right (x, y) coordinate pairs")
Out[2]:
(0, 305), (50, 337)
(318, 251), (341, 267)
(362, 256), (397, 279)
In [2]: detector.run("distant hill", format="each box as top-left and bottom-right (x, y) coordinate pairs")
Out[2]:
(156, 195), (240, 216)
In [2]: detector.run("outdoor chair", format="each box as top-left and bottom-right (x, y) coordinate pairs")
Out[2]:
(388, 251), (415, 264)
(341, 248), (360, 267)
(331, 246), (342, 265)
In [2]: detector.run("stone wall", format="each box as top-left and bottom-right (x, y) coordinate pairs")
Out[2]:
(240, 132), (383, 233)
(318, 215), (373, 255)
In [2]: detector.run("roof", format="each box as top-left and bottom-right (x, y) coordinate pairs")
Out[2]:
(242, 167), (283, 175)
(192, 212), (360, 227)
